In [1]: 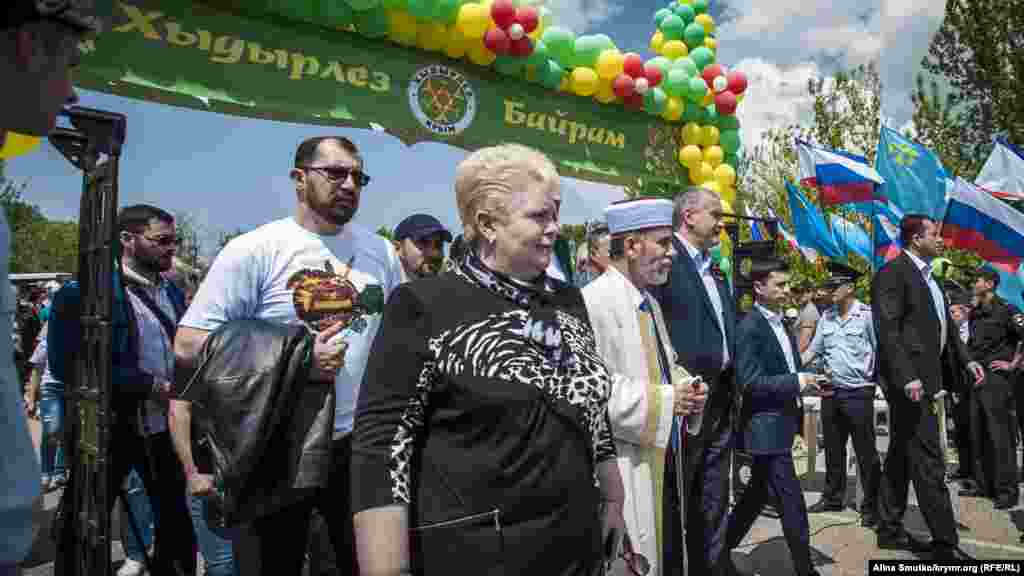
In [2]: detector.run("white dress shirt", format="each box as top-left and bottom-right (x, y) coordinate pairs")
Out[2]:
(677, 233), (730, 368)
(756, 304), (797, 373)
(905, 250), (947, 352)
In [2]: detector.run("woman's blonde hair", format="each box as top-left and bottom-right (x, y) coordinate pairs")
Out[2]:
(454, 143), (559, 247)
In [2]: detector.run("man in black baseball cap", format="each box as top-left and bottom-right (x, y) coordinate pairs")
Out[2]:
(392, 214), (453, 282)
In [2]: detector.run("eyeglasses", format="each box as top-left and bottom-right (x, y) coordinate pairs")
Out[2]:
(299, 165), (371, 187)
(138, 233), (182, 247)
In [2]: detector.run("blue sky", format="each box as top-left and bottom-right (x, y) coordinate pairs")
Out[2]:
(6, 0), (945, 256)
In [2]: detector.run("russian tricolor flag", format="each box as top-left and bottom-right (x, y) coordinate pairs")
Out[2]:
(796, 140), (886, 206)
(943, 177), (1024, 272)
(975, 137), (1024, 202)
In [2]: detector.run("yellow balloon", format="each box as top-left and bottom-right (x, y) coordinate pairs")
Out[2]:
(720, 197), (733, 215)
(695, 13), (715, 34)
(559, 76), (572, 93)
(701, 125), (720, 147)
(736, 92), (744, 103)
(661, 40), (688, 60)
(388, 10), (419, 46)
(705, 180), (722, 195)
(0, 132), (42, 159)
(704, 36), (718, 51)
(596, 49), (624, 81)
(571, 67), (600, 97)
(456, 3), (491, 39)
(445, 27), (470, 59)
(682, 122), (703, 146)
(703, 145), (724, 167)
(714, 163), (737, 188)
(699, 162), (715, 184)
(679, 144), (702, 168)
(467, 41), (497, 65)
(662, 96), (684, 121)
(649, 31), (665, 55)
(418, 23), (448, 52)
(594, 80), (617, 104)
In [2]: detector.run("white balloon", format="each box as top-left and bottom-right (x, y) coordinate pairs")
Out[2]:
(508, 24), (525, 40)
(712, 75), (728, 93)
(635, 77), (650, 94)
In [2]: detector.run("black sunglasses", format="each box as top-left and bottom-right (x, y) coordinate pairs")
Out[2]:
(137, 233), (182, 247)
(299, 165), (371, 187)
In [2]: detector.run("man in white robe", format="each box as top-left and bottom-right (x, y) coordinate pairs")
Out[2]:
(583, 199), (708, 576)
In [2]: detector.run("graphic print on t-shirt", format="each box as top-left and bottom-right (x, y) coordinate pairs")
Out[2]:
(286, 257), (385, 339)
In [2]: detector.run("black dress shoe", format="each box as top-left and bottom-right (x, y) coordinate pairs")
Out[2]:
(877, 530), (928, 552)
(807, 500), (844, 513)
(931, 545), (973, 561)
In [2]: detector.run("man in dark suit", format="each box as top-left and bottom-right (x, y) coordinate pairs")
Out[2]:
(720, 258), (820, 576)
(652, 186), (737, 574)
(871, 214), (985, 560)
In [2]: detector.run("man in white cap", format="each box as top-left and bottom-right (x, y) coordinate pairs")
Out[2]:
(583, 198), (708, 576)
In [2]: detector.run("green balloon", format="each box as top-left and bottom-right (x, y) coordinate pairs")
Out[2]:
(710, 244), (722, 260)
(659, 14), (685, 41)
(690, 46), (714, 70)
(407, 0), (434, 19)
(683, 22), (706, 49)
(705, 105), (719, 125)
(526, 39), (549, 67)
(687, 77), (707, 101)
(724, 153), (739, 168)
(654, 8), (672, 27)
(720, 129), (741, 155)
(381, 0), (407, 8)
(354, 7), (388, 37)
(593, 33), (616, 52)
(672, 57), (698, 77)
(542, 27), (576, 69)
(348, 0), (380, 10)
(644, 87), (668, 115)
(691, 0), (708, 14)
(648, 56), (672, 74)
(682, 102), (703, 122)
(325, 1), (354, 27)
(719, 256), (732, 277)
(539, 59), (565, 90)
(495, 56), (523, 77)
(663, 69), (688, 97)
(573, 35), (603, 68)
(672, 2), (696, 24)
(719, 115), (740, 130)
(435, 0), (461, 23)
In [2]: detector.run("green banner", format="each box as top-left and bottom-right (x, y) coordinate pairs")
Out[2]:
(75, 1), (688, 187)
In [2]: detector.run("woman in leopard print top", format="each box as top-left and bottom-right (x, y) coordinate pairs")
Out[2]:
(351, 145), (624, 575)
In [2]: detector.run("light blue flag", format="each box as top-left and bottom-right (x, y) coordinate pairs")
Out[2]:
(829, 213), (873, 263)
(988, 264), (1024, 312)
(875, 126), (948, 220)
(786, 180), (844, 261)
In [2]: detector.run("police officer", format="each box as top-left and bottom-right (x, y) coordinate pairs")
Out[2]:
(961, 269), (1022, 509)
(801, 262), (881, 527)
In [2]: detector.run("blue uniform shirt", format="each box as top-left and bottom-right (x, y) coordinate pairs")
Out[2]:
(805, 300), (876, 389)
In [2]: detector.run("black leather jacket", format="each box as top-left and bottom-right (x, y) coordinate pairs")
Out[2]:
(180, 319), (333, 527)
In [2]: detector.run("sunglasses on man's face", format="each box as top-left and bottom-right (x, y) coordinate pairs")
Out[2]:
(136, 233), (182, 247)
(299, 165), (371, 187)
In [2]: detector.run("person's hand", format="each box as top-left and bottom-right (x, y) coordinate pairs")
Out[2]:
(153, 378), (175, 403)
(673, 378), (707, 416)
(187, 472), (215, 497)
(310, 321), (348, 382)
(600, 500), (625, 561)
(989, 359), (1013, 372)
(904, 379), (924, 402)
(966, 361), (985, 387)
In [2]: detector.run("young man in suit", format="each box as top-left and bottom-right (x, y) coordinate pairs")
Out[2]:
(652, 186), (737, 575)
(719, 258), (820, 576)
(871, 214), (985, 560)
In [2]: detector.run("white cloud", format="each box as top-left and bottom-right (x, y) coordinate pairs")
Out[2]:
(802, 25), (883, 65)
(539, 0), (625, 32)
(732, 58), (822, 150)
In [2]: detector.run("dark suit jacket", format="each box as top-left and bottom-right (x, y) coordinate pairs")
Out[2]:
(871, 252), (970, 399)
(652, 235), (737, 431)
(735, 307), (803, 455)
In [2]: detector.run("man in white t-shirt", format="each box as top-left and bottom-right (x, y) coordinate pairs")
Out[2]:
(174, 136), (402, 576)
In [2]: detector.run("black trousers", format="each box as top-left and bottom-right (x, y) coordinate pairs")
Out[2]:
(232, 436), (357, 576)
(970, 371), (1017, 501)
(662, 439), (684, 576)
(952, 389), (973, 477)
(1015, 375), (1024, 452)
(819, 387), (881, 513)
(724, 453), (813, 576)
(877, 393), (957, 548)
(111, 430), (197, 576)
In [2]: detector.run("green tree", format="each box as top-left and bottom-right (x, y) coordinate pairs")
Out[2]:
(0, 160), (78, 273)
(921, 0), (1023, 155)
(910, 75), (984, 179)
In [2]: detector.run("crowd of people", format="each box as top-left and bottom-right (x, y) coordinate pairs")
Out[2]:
(1, 3), (1023, 576)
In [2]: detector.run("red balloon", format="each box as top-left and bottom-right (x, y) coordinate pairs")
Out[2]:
(622, 53), (644, 79)
(715, 91), (738, 115)
(726, 70), (748, 95)
(701, 63), (724, 85)
(643, 63), (663, 87)
(612, 74), (635, 98)
(484, 27), (510, 54)
(623, 93), (644, 110)
(515, 6), (539, 33)
(490, 0), (517, 30)
(508, 36), (533, 58)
